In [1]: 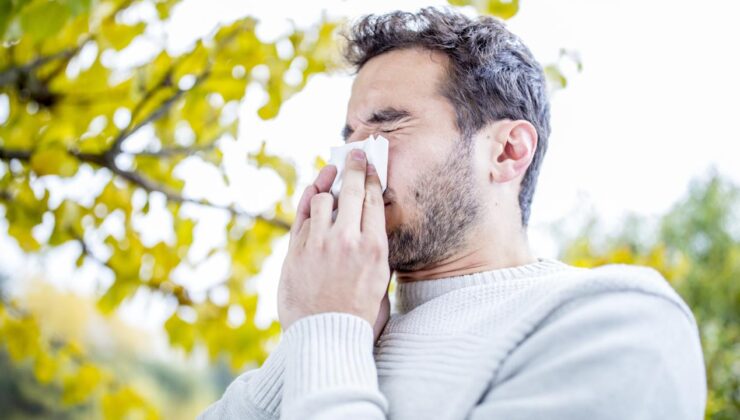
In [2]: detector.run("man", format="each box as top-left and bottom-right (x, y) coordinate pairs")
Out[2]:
(200, 7), (706, 419)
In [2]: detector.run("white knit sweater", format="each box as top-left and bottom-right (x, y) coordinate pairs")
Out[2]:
(199, 258), (707, 419)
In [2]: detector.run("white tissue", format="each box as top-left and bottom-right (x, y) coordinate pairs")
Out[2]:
(328, 135), (389, 221)
(329, 134), (389, 198)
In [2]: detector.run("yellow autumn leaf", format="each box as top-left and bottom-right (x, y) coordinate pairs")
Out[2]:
(100, 20), (146, 51)
(30, 147), (78, 177)
(102, 386), (160, 420)
(485, 0), (519, 19)
(33, 351), (58, 384)
(62, 362), (106, 405)
(314, 155), (327, 171)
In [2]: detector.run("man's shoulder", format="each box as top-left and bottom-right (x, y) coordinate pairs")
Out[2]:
(471, 264), (698, 351)
(486, 264), (708, 420)
(543, 261), (696, 325)
(466, 261), (696, 338)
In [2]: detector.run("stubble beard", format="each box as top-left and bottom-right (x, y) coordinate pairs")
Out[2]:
(387, 138), (483, 272)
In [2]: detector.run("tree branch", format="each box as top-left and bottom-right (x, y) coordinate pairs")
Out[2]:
(133, 143), (215, 158)
(103, 18), (246, 160)
(0, 46), (82, 88)
(106, 162), (291, 230)
(0, 16), (292, 231)
(105, 70), (210, 160)
(0, 148), (31, 161)
(74, 232), (109, 269)
(0, 146), (292, 231)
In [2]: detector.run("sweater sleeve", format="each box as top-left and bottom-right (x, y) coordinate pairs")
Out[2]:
(279, 312), (388, 419)
(469, 291), (707, 420)
(197, 339), (286, 420)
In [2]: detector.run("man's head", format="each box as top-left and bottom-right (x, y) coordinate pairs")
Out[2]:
(340, 7), (550, 272)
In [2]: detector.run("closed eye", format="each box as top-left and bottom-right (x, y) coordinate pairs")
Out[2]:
(380, 127), (402, 133)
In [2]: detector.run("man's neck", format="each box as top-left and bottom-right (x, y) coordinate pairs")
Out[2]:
(394, 226), (536, 283)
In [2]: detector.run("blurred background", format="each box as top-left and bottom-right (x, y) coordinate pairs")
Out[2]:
(0, 0), (738, 418)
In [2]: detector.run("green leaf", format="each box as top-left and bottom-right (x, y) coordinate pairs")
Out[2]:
(0, 1), (13, 39)
(19, 0), (70, 41)
(62, 0), (91, 16)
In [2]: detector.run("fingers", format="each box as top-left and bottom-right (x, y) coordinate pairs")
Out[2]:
(361, 163), (386, 238)
(334, 149), (367, 231)
(289, 164), (337, 248)
(309, 192), (333, 238)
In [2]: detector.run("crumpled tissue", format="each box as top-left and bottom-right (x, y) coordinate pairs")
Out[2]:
(329, 134), (389, 197)
(327, 134), (388, 221)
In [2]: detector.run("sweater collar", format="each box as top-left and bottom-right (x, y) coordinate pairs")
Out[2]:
(394, 257), (572, 314)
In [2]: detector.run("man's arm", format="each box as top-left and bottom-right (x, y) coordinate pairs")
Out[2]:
(198, 310), (388, 420)
(469, 291), (707, 420)
(280, 312), (388, 419)
(197, 340), (286, 420)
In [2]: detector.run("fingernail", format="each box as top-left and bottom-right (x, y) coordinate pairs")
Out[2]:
(367, 163), (377, 175)
(351, 149), (365, 161)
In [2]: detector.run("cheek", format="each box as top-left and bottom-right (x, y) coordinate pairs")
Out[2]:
(386, 147), (416, 199)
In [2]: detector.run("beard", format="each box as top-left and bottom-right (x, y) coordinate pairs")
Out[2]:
(387, 138), (484, 272)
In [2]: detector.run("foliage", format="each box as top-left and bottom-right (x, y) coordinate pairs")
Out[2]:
(0, 0), (339, 371)
(559, 169), (740, 420)
(0, 299), (159, 418)
(0, 0), (343, 416)
(0, 278), (223, 418)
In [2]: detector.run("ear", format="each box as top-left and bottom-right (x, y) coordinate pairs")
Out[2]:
(487, 120), (538, 184)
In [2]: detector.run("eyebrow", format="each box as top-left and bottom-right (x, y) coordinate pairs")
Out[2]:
(342, 107), (412, 142)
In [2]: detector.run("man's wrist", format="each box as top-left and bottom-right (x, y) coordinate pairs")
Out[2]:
(282, 312), (379, 403)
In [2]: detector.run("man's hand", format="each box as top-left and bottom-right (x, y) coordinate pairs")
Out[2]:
(278, 149), (391, 342)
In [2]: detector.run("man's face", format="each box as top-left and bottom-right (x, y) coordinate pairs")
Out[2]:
(343, 48), (484, 272)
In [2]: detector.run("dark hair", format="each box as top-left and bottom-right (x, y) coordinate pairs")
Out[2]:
(341, 7), (551, 228)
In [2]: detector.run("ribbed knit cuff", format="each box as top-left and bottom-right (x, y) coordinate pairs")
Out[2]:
(245, 340), (287, 416)
(281, 312), (379, 405)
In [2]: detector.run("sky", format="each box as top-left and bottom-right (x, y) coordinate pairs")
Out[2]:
(1, 0), (739, 360)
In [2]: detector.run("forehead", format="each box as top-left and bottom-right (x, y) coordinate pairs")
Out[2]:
(347, 48), (449, 117)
